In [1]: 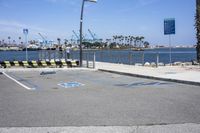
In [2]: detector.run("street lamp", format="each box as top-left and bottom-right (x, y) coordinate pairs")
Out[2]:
(80, 0), (97, 67)
(23, 29), (29, 61)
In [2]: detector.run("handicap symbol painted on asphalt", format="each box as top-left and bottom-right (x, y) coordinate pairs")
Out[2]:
(58, 82), (85, 88)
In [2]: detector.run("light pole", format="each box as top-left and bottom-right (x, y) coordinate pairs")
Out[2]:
(80, 0), (97, 67)
(23, 29), (29, 61)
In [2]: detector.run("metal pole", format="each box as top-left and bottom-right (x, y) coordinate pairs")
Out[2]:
(48, 50), (51, 61)
(87, 52), (89, 68)
(169, 35), (172, 65)
(129, 51), (132, 65)
(93, 52), (96, 69)
(80, 0), (85, 67)
(25, 34), (28, 61)
(54, 51), (56, 60)
(156, 52), (159, 68)
(132, 53), (135, 65)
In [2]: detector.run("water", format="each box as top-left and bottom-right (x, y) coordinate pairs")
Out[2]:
(0, 48), (197, 64)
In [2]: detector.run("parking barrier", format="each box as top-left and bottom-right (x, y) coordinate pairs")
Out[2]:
(30, 61), (38, 68)
(39, 60), (48, 67)
(13, 61), (20, 67)
(22, 61), (30, 68)
(0, 60), (79, 68)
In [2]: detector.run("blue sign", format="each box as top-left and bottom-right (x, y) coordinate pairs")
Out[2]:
(23, 29), (29, 35)
(164, 18), (175, 35)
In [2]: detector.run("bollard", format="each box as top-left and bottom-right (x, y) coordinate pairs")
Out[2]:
(38, 50), (41, 60)
(65, 49), (67, 61)
(53, 50), (56, 60)
(71, 51), (74, 60)
(87, 52), (89, 68)
(93, 52), (96, 69)
(48, 51), (51, 61)
(156, 53), (159, 68)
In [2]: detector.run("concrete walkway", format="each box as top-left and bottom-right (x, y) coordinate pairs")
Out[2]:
(96, 62), (200, 85)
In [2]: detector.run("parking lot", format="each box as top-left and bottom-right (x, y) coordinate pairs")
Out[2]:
(0, 69), (200, 127)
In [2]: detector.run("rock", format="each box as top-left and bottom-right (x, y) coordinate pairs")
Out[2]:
(165, 64), (171, 66)
(192, 60), (199, 65)
(185, 62), (192, 66)
(181, 63), (186, 66)
(151, 62), (156, 67)
(158, 62), (165, 66)
(135, 63), (143, 66)
(144, 62), (150, 66)
(173, 62), (182, 66)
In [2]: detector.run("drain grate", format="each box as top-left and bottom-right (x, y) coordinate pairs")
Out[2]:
(58, 82), (84, 88)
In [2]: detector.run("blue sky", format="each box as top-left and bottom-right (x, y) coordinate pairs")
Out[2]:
(0, 0), (196, 46)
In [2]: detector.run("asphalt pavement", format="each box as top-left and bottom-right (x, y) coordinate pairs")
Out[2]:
(1, 69), (200, 128)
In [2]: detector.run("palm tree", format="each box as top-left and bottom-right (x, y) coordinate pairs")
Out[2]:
(139, 36), (145, 48)
(144, 41), (150, 48)
(124, 36), (128, 46)
(18, 37), (21, 45)
(13, 40), (16, 45)
(130, 36), (135, 47)
(113, 35), (117, 44)
(2, 39), (5, 45)
(135, 36), (140, 47)
(57, 38), (61, 45)
(64, 39), (68, 45)
(8, 36), (11, 45)
(195, 0), (200, 62)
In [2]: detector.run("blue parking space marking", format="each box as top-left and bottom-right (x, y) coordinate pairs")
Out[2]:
(58, 82), (85, 88)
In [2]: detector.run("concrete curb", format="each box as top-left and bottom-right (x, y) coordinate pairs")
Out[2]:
(98, 69), (200, 86)
(0, 123), (200, 133)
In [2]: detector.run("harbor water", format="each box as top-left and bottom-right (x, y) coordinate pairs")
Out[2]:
(0, 48), (197, 65)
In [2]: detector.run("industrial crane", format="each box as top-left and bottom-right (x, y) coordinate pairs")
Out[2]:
(38, 33), (48, 46)
(72, 30), (79, 40)
(88, 29), (97, 43)
(72, 30), (87, 44)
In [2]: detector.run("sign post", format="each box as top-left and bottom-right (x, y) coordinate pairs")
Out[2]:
(164, 18), (175, 65)
(23, 29), (29, 61)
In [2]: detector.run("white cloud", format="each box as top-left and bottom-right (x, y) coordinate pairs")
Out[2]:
(118, 0), (160, 13)
(137, 0), (161, 6)
(0, 20), (50, 32)
(0, 20), (56, 40)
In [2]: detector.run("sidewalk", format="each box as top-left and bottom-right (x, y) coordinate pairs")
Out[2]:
(96, 62), (200, 85)
(0, 123), (200, 133)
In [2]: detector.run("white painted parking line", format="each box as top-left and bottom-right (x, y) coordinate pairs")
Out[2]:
(2, 72), (34, 90)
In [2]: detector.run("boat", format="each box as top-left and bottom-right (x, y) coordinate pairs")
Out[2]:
(131, 48), (144, 51)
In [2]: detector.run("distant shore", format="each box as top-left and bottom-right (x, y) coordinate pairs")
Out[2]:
(0, 46), (196, 52)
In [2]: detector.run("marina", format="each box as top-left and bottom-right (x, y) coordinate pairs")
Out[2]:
(0, 0), (200, 132)
(0, 48), (197, 65)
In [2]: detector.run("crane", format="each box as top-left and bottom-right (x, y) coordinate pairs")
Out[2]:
(72, 30), (79, 40)
(72, 30), (88, 44)
(88, 29), (96, 42)
(72, 30), (80, 45)
(38, 33), (48, 46)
